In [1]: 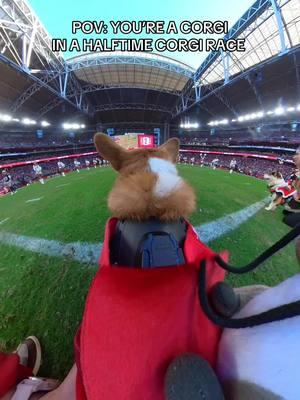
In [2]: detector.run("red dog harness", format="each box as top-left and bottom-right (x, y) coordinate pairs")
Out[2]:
(75, 218), (226, 400)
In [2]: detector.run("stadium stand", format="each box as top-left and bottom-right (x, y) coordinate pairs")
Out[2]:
(0, 0), (299, 194)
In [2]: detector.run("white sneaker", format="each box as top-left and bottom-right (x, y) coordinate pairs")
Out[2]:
(265, 204), (276, 211)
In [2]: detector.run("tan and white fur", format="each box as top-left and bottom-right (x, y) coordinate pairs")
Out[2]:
(94, 133), (196, 221)
(264, 172), (289, 211)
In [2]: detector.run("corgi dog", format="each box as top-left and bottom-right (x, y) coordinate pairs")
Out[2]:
(94, 133), (196, 221)
(264, 171), (295, 211)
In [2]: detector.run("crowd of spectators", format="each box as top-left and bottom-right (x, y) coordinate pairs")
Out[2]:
(179, 135), (299, 151)
(1, 130), (298, 194)
(0, 132), (94, 151)
(180, 152), (293, 179)
(1, 150), (294, 194)
(0, 155), (106, 194)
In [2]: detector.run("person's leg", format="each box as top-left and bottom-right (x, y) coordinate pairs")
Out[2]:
(234, 285), (270, 309)
(265, 195), (281, 211)
(0, 337), (41, 399)
(38, 365), (77, 400)
(0, 353), (31, 398)
(0, 362), (74, 400)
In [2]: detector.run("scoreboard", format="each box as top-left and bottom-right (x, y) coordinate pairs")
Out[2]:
(112, 133), (155, 149)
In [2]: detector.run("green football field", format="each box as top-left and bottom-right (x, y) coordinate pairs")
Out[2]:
(0, 165), (298, 379)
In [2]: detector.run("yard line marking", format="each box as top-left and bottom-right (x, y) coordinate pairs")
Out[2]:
(56, 183), (70, 188)
(0, 231), (101, 266)
(195, 197), (268, 244)
(0, 217), (10, 225)
(0, 198), (267, 265)
(25, 197), (43, 203)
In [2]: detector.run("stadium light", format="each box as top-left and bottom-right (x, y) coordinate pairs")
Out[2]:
(207, 102), (298, 127)
(0, 113), (12, 122)
(274, 106), (285, 116)
(41, 121), (50, 127)
(180, 122), (199, 129)
(63, 122), (85, 130)
(207, 118), (229, 126)
(22, 118), (36, 125)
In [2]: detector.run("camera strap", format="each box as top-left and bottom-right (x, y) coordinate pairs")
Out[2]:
(198, 224), (300, 328)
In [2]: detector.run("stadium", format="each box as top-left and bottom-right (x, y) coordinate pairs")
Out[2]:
(0, 0), (300, 397)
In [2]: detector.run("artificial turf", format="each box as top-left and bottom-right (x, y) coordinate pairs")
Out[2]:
(0, 165), (297, 378)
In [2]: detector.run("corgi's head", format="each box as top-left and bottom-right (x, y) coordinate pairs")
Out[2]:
(94, 133), (196, 221)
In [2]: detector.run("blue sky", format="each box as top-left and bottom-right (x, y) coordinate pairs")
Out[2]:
(28, 0), (254, 68)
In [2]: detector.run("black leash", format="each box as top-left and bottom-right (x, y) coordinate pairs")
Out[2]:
(214, 223), (300, 274)
(198, 224), (300, 328)
(199, 260), (300, 328)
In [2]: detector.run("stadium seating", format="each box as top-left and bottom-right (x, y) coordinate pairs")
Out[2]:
(1, 135), (294, 192)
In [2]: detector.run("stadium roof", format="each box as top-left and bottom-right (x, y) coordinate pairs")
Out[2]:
(63, 52), (195, 123)
(67, 52), (194, 93)
(199, 0), (300, 85)
(0, 0), (299, 127)
(175, 0), (300, 118)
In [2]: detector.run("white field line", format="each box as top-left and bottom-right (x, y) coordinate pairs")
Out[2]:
(0, 198), (267, 265)
(25, 197), (43, 203)
(56, 183), (71, 188)
(0, 217), (10, 225)
(195, 198), (268, 243)
(0, 231), (102, 266)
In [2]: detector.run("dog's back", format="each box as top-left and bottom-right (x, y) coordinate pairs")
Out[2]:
(94, 133), (196, 220)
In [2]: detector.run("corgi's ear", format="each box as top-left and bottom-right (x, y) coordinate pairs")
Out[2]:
(94, 133), (126, 171)
(159, 138), (180, 163)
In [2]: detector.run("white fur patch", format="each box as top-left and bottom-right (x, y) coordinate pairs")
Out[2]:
(148, 158), (182, 197)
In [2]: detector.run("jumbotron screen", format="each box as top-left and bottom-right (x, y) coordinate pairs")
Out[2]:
(112, 133), (155, 149)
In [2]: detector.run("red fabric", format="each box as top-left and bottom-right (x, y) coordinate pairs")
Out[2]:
(275, 186), (297, 199)
(0, 353), (32, 397)
(76, 218), (226, 400)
